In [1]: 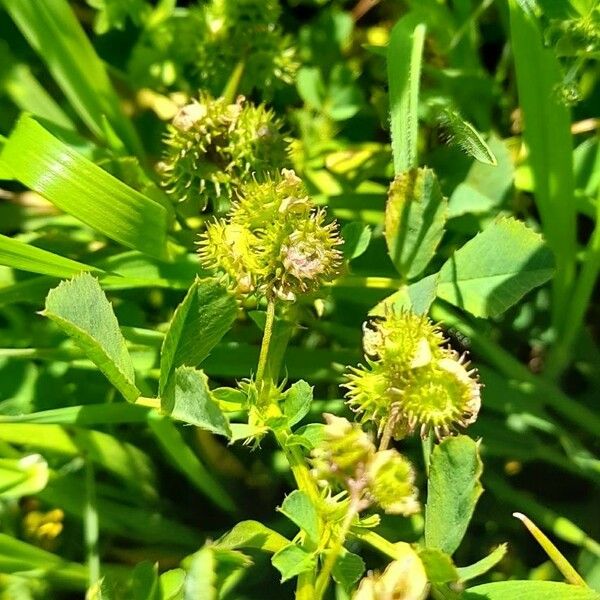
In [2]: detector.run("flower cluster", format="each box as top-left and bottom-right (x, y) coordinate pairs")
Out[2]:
(198, 169), (343, 300)
(159, 95), (288, 212)
(353, 551), (429, 600)
(344, 310), (481, 441)
(311, 414), (419, 516)
(197, 0), (298, 97)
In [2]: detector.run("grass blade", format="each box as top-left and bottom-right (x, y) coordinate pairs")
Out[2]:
(508, 0), (576, 332)
(388, 16), (426, 173)
(1, 115), (169, 259)
(2, 0), (143, 156)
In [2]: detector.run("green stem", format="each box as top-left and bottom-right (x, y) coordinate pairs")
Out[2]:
(422, 431), (434, 477)
(351, 529), (413, 560)
(314, 501), (358, 600)
(84, 459), (100, 590)
(256, 299), (276, 400)
(221, 59), (246, 104)
(545, 189), (600, 378)
(296, 571), (316, 600)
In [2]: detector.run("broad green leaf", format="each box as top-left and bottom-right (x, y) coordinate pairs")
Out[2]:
(271, 544), (316, 582)
(159, 569), (185, 600)
(3, 0), (143, 155)
(0, 233), (100, 278)
(283, 380), (313, 427)
(332, 549), (365, 592)
(162, 367), (231, 438)
(1, 116), (168, 259)
(436, 217), (555, 317)
(147, 414), (235, 512)
(387, 16), (426, 173)
(341, 222), (372, 260)
(278, 490), (320, 544)
(371, 273), (438, 317)
(0, 533), (88, 590)
(43, 273), (140, 402)
(217, 520), (290, 554)
(385, 168), (447, 279)
(184, 547), (216, 600)
(466, 581), (600, 600)
(418, 548), (459, 584)
(457, 544), (507, 582)
(0, 454), (49, 499)
(129, 562), (160, 600)
(439, 108), (497, 166)
(159, 279), (237, 395)
(448, 136), (514, 218)
(425, 435), (483, 556)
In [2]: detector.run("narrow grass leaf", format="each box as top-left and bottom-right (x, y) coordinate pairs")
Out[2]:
(147, 413), (236, 513)
(1, 116), (169, 259)
(0, 454), (49, 499)
(2, 0), (143, 155)
(508, 0), (576, 328)
(513, 512), (587, 586)
(385, 167), (447, 279)
(0, 233), (101, 279)
(0, 533), (88, 590)
(388, 16), (426, 173)
(437, 217), (555, 317)
(159, 279), (237, 395)
(43, 273), (139, 402)
(425, 435), (483, 556)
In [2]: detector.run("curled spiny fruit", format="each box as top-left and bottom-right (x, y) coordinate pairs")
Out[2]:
(159, 94), (288, 212)
(344, 310), (481, 441)
(198, 169), (343, 300)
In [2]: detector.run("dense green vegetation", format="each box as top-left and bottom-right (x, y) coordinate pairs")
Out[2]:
(0, 0), (599, 598)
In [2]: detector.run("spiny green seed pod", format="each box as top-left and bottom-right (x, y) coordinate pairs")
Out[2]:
(366, 450), (419, 516)
(344, 310), (481, 440)
(159, 95), (288, 212)
(198, 169), (343, 300)
(311, 414), (375, 488)
(353, 550), (429, 600)
(197, 0), (298, 97)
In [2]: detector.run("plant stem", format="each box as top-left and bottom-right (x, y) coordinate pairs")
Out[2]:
(256, 299), (276, 400)
(422, 431), (434, 476)
(84, 458), (100, 590)
(222, 59), (246, 104)
(314, 498), (359, 600)
(351, 529), (413, 560)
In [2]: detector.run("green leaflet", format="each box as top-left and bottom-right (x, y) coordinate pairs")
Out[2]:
(161, 366), (231, 438)
(2, 0), (143, 155)
(217, 520), (290, 554)
(1, 116), (169, 259)
(387, 15), (426, 173)
(457, 544), (508, 582)
(159, 278), (237, 395)
(466, 581), (600, 600)
(0, 454), (49, 499)
(278, 490), (320, 544)
(43, 273), (140, 402)
(425, 436), (483, 556)
(272, 544), (316, 582)
(385, 168), (447, 280)
(437, 217), (555, 317)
